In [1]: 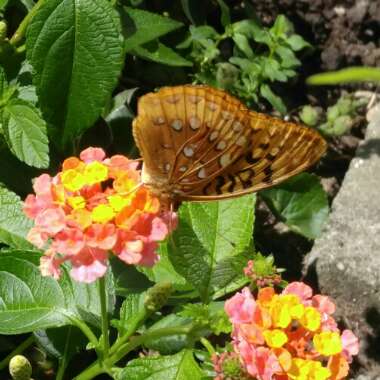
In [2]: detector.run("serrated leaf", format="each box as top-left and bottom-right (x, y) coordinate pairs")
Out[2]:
(133, 41), (192, 67)
(122, 7), (183, 52)
(0, 249), (115, 334)
(261, 173), (329, 239)
(260, 84), (287, 114)
(2, 99), (49, 168)
(26, 0), (123, 149)
(0, 185), (33, 248)
(116, 350), (203, 380)
(115, 293), (145, 335)
(142, 242), (190, 292)
(168, 195), (255, 302)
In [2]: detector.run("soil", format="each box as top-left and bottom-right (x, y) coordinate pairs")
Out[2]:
(249, 0), (380, 70)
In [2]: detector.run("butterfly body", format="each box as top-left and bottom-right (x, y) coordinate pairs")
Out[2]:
(133, 85), (327, 207)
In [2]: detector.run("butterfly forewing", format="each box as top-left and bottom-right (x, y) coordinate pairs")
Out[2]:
(132, 85), (327, 201)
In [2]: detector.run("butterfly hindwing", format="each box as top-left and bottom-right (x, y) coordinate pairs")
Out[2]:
(183, 113), (327, 199)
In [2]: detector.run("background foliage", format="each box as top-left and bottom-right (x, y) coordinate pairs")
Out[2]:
(0, 0), (329, 378)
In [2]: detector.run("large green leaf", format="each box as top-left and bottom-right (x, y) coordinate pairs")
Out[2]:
(169, 195), (255, 302)
(0, 185), (33, 249)
(2, 98), (49, 168)
(261, 173), (329, 239)
(116, 350), (203, 380)
(26, 0), (123, 149)
(0, 249), (115, 334)
(121, 7), (183, 52)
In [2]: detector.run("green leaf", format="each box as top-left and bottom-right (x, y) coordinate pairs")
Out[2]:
(215, 0), (231, 27)
(232, 33), (253, 58)
(260, 84), (287, 114)
(261, 173), (329, 239)
(275, 46), (300, 68)
(34, 326), (87, 361)
(232, 20), (271, 46)
(0, 249), (115, 334)
(112, 260), (153, 297)
(0, 185), (33, 249)
(144, 314), (193, 355)
(307, 66), (380, 85)
(133, 41), (192, 67)
(2, 99), (49, 168)
(270, 15), (291, 37)
(116, 350), (203, 380)
(26, 0), (123, 149)
(122, 7), (183, 52)
(142, 242), (190, 292)
(286, 35), (310, 51)
(168, 195), (255, 302)
(114, 292), (145, 335)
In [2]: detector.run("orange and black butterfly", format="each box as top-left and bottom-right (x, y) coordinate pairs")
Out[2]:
(132, 85), (327, 208)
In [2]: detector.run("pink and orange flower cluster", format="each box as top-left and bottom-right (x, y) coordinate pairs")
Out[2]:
(223, 282), (359, 380)
(23, 147), (175, 283)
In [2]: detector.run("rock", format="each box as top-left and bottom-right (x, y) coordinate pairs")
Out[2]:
(304, 104), (380, 374)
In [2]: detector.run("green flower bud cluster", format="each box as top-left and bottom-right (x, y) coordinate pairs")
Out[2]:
(9, 355), (33, 380)
(144, 282), (172, 312)
(299, 95), (365, 137)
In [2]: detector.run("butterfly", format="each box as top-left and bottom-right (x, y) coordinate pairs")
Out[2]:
(132, 85), (327, 209)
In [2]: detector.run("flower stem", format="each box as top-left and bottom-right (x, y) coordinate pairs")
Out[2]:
(0, 335), (34, 370)
(98, 275), (109, 358)
(73, 325), (193, 380)
(9, 0), (46, 46)
(55, 326), (73, 380)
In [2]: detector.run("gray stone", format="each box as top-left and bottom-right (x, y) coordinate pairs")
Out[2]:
(304, 105), (380, 374)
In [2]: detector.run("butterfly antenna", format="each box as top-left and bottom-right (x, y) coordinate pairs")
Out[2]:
(119, 182), (144, 197)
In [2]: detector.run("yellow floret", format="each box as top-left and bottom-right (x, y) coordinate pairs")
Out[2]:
(67, 196), (86, 210)
(83, 161), (108, 185)
(92, 204), (115, 223)
(288, 359), (331, 380)
(263, 329), (288, 348)
(299, 306), (321, 332)
(313, 331), (342, 356)
(61, 169), (86, 192)
(108, 194), (131, 212)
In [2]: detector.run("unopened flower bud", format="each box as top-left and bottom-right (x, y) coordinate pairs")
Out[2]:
(144, 282), (172, 312)
(9, 355), (32, 380)
(299, 105), (320, 127)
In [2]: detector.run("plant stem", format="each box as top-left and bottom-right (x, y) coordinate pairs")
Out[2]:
(56, 326), (73, 380)
(74, 325), (193, 380)
(98, 275), (109, 358)
(69, 317), (98, 349)
(200, 337), (216, 356)
(9, 0), (46, 46)
(0, 335), (34, 370)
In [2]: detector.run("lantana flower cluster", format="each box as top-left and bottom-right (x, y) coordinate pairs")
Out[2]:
(23, 147), (176, 283)
(223, 282), (359, 380)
